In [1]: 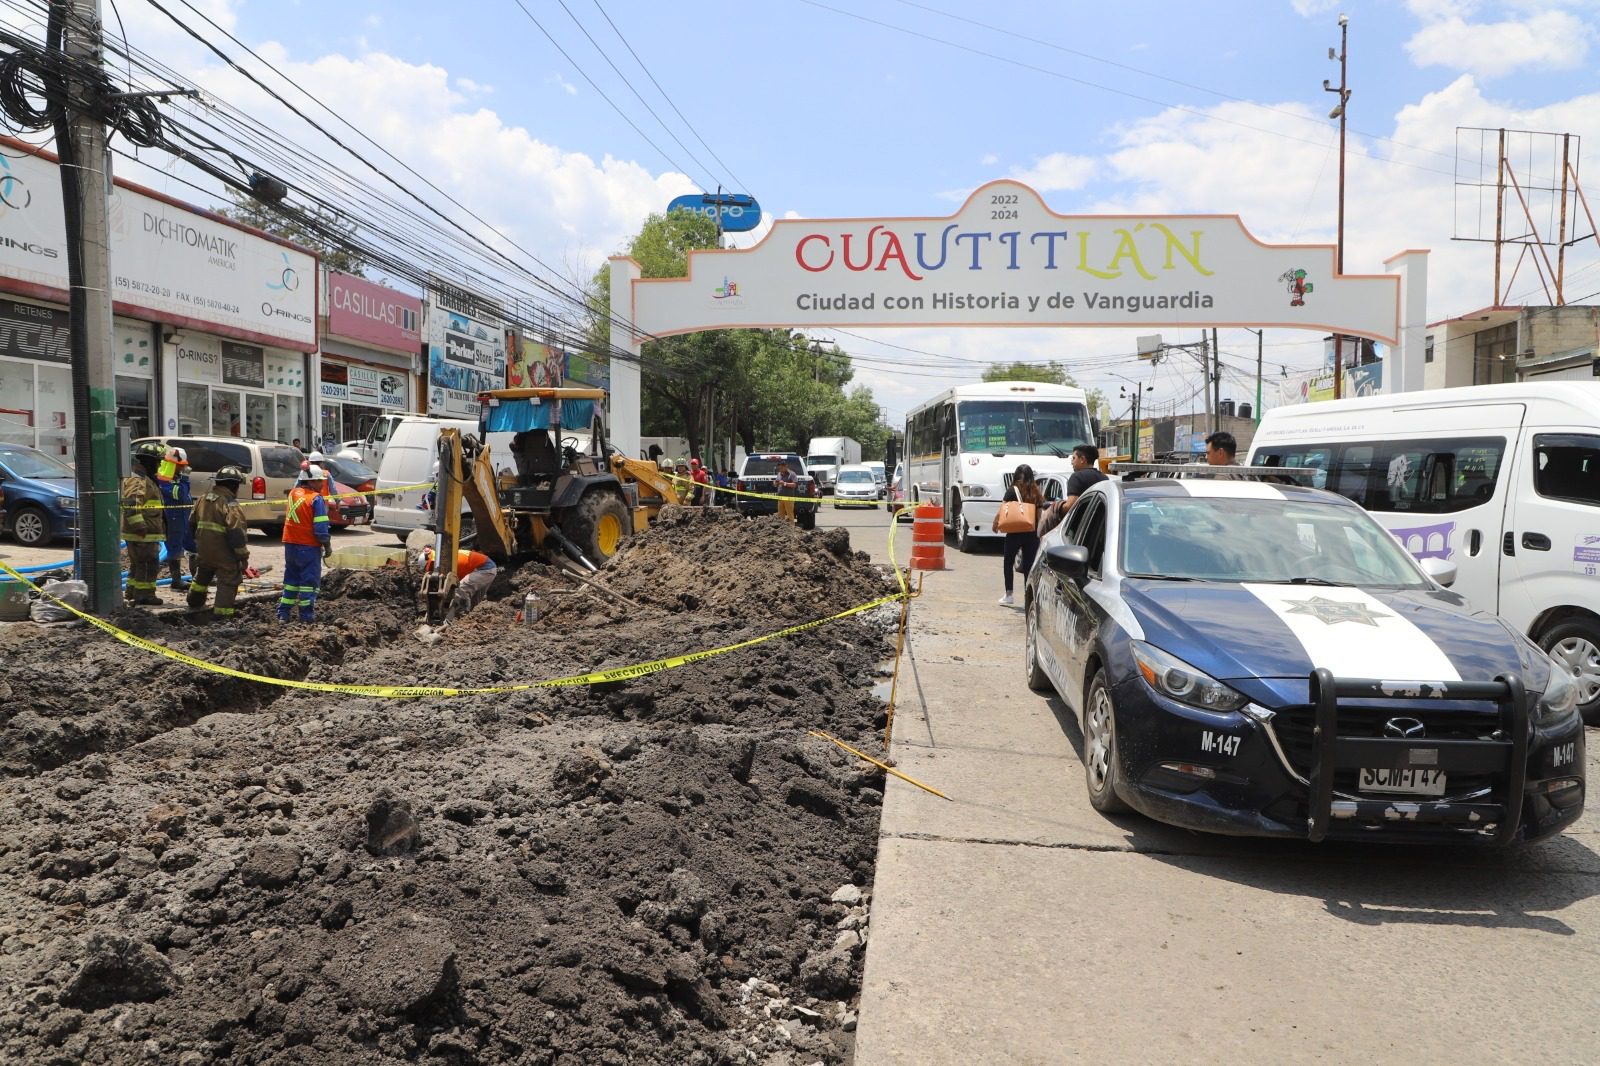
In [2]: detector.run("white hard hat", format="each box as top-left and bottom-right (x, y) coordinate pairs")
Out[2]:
(297, 464), (327, 483)
(308, 450), (327, 463)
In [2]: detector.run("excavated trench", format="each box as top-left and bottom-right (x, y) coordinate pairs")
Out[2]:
(0, 507), (900, 1065)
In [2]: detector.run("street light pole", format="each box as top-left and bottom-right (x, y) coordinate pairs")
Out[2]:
(1326, 13), (1351, 399)
(1244, 328), (1264, 424)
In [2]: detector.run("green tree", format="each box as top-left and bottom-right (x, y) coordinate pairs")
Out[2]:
(217, 191), (366, 276)
(983, 360), (1107, 434)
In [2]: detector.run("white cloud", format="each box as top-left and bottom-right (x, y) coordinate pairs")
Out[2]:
(980, 153), (999, 166)
(456, 77), (493, 96)
(1290, 0), (1341, 15)
(1009, 152), (1095, 193)
(1405, 9), (1591, 77)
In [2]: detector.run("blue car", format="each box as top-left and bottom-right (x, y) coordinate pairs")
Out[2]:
(0, 444), (77, 547)
(1025, 469), (1585, 845)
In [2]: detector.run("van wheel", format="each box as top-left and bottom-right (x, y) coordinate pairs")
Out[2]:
(564, 491), (630, 566)
(1539, 619), (1600, 725)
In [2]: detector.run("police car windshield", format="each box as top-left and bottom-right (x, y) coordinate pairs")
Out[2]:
(744, 457), (805, 477)
(1119, 495), (1428, 588)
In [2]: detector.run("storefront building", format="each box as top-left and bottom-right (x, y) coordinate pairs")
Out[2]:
(0, 137), (318, 460)
(317, 270), (421, 450)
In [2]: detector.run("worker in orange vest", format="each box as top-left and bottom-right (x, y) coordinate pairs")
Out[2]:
(279, 465), (332, 622)
(421, 546), (497, 621)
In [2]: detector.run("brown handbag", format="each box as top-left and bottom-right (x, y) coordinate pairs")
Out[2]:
(996, 500), (1037, 533)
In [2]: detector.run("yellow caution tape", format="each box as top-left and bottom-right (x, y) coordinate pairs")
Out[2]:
(0, 559), (905, 699)
(132, 481), (437, 514)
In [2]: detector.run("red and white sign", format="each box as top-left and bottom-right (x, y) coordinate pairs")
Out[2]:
(326, 271), (421, 353)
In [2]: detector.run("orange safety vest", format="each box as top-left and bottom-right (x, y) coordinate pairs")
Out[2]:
(283, 486), (329, 546)
(428, 549), (492, 579)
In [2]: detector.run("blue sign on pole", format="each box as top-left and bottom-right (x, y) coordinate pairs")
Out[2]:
(667, 193), (762, 233)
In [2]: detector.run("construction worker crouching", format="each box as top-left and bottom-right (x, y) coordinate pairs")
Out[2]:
(280, 464), (332, 623)
(157, 446), (198, 591)
(187, 464), (256, 617)
(422, 547), (497, 622)
(120, 441), (168, 606)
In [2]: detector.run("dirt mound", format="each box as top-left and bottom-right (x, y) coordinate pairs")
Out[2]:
(598, 507), (893, 623)
(0, 514), (895, 1064)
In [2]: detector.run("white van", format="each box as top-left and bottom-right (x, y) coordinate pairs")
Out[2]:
(1249, 382), (1600, 721)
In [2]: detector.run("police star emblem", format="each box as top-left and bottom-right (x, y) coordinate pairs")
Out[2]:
(1282, 595), (1391, 627)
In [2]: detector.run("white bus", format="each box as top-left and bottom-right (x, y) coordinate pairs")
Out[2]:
(904, 381), (1093, 551)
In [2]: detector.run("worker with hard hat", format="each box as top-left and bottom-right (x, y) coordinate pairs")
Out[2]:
(156, 446), (197, 591)
(280, 464), (332, 622)
(120, 441), (168, 606)
(690, 457), (711, 506)
(421, 547), (497, 621)
(186, 464), (256, 617)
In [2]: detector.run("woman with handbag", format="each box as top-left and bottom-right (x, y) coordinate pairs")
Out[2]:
(991, 463), (1043, 606)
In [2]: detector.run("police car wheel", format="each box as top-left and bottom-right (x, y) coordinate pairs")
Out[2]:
(1083, 669), (1130, 814)
(1024, 595), (1050, 693)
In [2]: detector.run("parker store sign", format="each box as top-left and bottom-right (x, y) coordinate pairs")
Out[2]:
(0, 141), (317, 350)
(627, 180), (1402, 343)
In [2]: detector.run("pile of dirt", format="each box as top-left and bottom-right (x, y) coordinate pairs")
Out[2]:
(0, 515), (897, 1064)
(595, 507), (893, 623)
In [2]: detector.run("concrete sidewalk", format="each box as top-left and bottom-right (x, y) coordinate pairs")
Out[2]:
(842, 511), (1600, 1066)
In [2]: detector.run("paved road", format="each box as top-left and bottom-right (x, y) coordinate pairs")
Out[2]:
(816, 507), (1600, 1065)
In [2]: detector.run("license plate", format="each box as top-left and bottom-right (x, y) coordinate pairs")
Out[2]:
(1359, 767), (1446, 796)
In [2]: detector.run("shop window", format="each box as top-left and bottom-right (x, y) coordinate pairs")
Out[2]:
(116, 376), (152, 440)
(319, 404), (341, 452)
(212, 389), (241, 436)
(245, 393), (273, 441)
(278, 396), (303, 448)
(0, 360), (34, 447)
(35, 363), (71, 458)
(1472, 323), (1517, 386)
(178, 384), (209, 435)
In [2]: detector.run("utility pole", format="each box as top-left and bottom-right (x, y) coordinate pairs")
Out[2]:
(1246, 328), (1264, 424)
(1210, 327), (1222, 435)
(53, 0), (121, 611)
(1325, 12), (1351, 399)
(1200, 333), (1213, 429)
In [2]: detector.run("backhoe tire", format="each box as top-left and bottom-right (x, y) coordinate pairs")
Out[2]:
(564, 490), (630, 566)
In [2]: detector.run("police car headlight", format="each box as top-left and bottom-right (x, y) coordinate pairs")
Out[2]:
(1131, 641), (1248, 712)
(1537, 663), (1580, 724)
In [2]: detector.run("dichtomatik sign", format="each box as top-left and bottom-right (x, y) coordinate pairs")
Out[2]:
(627, 180), (1401, 343)
(0, 141), (317, 350)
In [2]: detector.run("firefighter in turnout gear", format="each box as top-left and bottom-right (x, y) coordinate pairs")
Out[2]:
(186, 465), (254, 617)
(280, 464), (332, 622)
(157, 447), (198, 591)
(121, 441), (168, 605)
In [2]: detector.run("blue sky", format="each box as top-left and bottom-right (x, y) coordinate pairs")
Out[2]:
(21, 0), (1600, 422)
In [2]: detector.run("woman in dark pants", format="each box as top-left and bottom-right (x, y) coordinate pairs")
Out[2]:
(992, 463), (1044, 606)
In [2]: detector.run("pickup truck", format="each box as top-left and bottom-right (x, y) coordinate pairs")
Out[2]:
(735, 453), (819, 530)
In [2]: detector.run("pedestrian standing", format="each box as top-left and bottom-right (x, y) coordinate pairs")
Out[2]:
(280, 465), (332, 622)
(120, 441), (167, 606)
(187, 465), (255, 618)
(775, 461), (798, 523)
(157, 447), (197, 591)
(992, 463), (1044, 606)
(690, 458), (711, 506)
(1040, 445), (1108, 537)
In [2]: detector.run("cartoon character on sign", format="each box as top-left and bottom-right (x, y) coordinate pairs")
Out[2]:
(1279, 268), (1313, 307)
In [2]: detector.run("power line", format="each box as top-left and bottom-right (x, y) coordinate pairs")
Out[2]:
(589, 0), (747, 192)
(507, 0), (708, 189)
(794, 0), (1453, 180)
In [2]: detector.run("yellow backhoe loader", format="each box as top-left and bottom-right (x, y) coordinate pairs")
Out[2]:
(420, 387), (679, 622)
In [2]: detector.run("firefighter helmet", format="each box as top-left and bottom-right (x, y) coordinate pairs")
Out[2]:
(213, 464), (246, 487)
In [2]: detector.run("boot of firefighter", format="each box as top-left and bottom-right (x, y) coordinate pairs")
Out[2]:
(168, 558), (190, 592)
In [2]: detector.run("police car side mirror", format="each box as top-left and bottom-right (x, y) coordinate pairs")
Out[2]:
(1044, 544), (1090, 580)
(1419, 557), (1457, 588)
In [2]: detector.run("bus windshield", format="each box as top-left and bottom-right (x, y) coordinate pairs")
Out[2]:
(957, 400), (1092, 457)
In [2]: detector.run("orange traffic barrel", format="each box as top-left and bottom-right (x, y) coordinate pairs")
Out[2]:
(910, 500), (946, 571)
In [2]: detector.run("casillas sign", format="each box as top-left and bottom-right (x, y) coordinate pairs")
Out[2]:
(326, 271), (422, 352)
(630, 181), (1402, 343)
(0, 140), (318, 350)
(667, 192), (762, 234)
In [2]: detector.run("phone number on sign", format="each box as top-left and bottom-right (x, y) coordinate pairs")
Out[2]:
(114, 276), (172, 299)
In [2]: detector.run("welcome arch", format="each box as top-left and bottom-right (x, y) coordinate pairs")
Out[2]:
(606, 180), (1428, 458)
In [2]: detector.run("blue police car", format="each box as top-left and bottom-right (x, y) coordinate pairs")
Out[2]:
(1025, 467), (1585, 845)
(0, 443), (77, 547)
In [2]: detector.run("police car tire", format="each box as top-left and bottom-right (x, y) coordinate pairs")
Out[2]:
(1083, 669), (1131, 814)
(1024, 596), (1050, 693)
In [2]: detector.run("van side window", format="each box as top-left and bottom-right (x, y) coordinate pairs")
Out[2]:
(180, 440), (250, 472)
(1256, 437), (1506, 514)
(1533, 434), (1600, 507)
